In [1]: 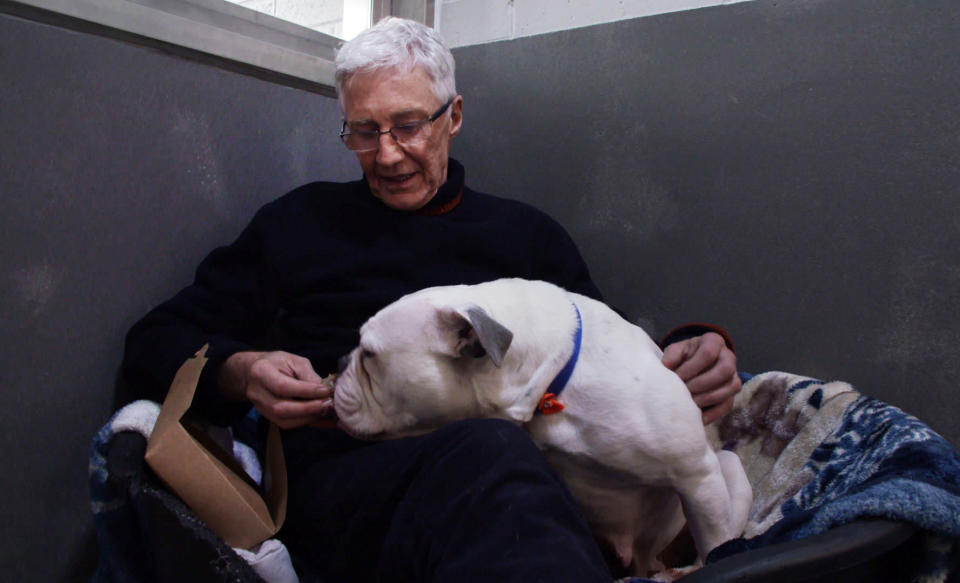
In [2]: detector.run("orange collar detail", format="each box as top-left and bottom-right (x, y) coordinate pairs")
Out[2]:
(536, 393), (565, 415)
(414, 188), (463, 216)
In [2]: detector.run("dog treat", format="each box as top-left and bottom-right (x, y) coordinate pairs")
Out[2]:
(304, 373), (339, 429)
(320, 373), (337, 392)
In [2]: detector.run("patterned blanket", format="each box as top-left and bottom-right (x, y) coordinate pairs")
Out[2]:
(698, 372), (960, 581)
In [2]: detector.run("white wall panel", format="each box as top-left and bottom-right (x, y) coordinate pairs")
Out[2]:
(439, 0), (753, 47)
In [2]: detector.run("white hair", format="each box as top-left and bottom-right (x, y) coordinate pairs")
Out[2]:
(335, 17), (457, 109)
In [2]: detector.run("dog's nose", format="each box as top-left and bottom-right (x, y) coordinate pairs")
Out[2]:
(337, 354), (351, 374)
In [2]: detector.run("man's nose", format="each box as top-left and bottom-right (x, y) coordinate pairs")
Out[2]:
(337, 354), (351, 374)
(375, 131), (405, 164)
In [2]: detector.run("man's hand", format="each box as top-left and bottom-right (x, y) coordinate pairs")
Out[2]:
(661, 332), (741, 425)
(219, 351), (333, 429)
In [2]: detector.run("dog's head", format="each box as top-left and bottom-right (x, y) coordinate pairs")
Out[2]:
(334, 289), (515, 439)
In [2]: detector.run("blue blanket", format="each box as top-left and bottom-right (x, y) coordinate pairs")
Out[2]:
(617, 372), (960, 582)
(706, 372), (960, 580)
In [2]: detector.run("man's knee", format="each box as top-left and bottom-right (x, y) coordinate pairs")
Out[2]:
(382, 418), (607, 582)
(407, 418), (565, 491)
(427, 418), (542, 462)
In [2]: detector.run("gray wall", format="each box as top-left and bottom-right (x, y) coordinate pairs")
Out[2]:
(3, 0), (959, 580)
(452, 0), (960, 445)
(0, 10), (354, 581)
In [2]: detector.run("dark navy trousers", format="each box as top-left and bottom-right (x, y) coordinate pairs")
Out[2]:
(279, 418), (611, 583)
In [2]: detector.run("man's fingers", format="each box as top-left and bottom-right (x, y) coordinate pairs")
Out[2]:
(685, 347), (738, 396)
(661, 333), (741, 425)
(692, 358), (741, 426)
(702, 398), (734, 425)
(250, 387), (333, 429)
(272, 374), (332, 400)
(691, 375), (741, 410)
(250, 355), (331, 400)
(236, 351), (336, 429)
(661, 341), (691, 371)
(671, 335), (723, 383)
(286, 353), (325, 384)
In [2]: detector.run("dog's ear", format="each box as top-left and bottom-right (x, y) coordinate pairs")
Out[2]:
(440, 305), (514, 367)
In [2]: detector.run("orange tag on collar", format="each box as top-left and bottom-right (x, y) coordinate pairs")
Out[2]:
(537, 393), (565, 415)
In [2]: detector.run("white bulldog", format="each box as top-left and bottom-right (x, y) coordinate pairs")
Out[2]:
(334, 278), (751, 577)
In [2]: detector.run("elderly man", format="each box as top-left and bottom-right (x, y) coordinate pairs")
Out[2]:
(122, 16), (739, 582)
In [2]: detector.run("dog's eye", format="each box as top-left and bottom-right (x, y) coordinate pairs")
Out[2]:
(362, 349), (376, 359)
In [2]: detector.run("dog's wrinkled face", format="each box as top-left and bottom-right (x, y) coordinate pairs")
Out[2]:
(334, 292), (514, 439)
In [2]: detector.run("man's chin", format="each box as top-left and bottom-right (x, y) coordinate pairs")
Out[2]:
(371, 181), (435, 211)
(377, 192), (433, 211)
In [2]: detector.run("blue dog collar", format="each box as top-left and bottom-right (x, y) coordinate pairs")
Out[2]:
(537, 302), (582, 415)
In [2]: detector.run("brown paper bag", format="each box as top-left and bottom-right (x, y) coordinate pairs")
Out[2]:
(145, 345), (287, 549)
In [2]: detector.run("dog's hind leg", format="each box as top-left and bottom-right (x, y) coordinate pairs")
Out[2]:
(609, 532), (635, 570)
(630, 490), (685, 576)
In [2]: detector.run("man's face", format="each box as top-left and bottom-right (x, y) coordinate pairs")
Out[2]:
(341, 67), (463, 211)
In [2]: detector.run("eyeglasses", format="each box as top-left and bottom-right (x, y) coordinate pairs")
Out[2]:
(339, 98), (453, 152)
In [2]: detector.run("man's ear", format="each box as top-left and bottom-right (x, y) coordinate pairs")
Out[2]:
(439, 305), (513, 367)
(448, 95), (463, 138)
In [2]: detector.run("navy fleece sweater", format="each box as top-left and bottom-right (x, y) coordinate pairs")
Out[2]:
(122, 159), (602, 425)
